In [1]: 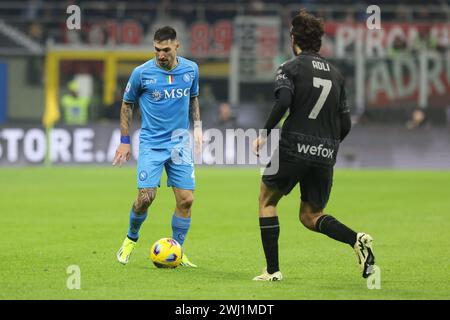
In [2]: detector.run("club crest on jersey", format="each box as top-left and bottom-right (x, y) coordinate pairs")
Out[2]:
(151, 89), (162, 101)
(183, 73), (191, 83)
(139, 170), (148, 181)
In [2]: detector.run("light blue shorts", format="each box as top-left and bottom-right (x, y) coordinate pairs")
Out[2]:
(137, 146), (195, 190)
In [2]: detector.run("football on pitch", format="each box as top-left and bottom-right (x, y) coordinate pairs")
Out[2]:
(150, 238), (183, 268)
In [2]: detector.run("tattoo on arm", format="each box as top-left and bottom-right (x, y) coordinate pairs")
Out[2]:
(190, 97), (201, 127)
(120, 101), (133, 136)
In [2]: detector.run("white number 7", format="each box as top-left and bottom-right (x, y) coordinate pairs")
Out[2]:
(308, 77), (332, 119)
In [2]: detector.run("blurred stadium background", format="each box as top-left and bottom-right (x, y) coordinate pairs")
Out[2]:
(0, 0), (450, 168)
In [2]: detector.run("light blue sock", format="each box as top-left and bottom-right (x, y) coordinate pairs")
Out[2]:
(171, 214), (191, 246)
(127, 208), (148, 241)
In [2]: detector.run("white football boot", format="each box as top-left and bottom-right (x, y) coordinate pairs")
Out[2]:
(253, 268), (283, 281)
(353, 232), (375, 278)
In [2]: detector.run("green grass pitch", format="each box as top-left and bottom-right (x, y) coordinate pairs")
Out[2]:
(1, 167), (449, 300)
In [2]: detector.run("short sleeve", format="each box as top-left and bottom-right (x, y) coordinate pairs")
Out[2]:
(190, 63), (199, 97)
(123, 67), (142, 103)
(274, 65), (294, 96)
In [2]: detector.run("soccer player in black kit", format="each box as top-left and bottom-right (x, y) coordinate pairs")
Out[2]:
(252, 9), (375, 281)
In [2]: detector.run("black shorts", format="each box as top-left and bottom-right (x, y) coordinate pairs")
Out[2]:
(262, 151), (333, 211)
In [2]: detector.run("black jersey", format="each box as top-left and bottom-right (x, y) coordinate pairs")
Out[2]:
(274, 51), (349, 166)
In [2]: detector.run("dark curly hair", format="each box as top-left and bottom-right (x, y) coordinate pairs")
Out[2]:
(290, 9), (324, 53)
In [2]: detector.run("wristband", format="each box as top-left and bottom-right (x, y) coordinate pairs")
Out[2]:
(120, 136), (131, 144)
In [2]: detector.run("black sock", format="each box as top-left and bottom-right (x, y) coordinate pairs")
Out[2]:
(259, 216), (280, 274)
(127, 235), (138, 242)
(315, 215), (357, 247)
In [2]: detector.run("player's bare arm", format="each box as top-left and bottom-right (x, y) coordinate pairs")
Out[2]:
(112, 101), (133, 166)
(190, 96), (202, 154)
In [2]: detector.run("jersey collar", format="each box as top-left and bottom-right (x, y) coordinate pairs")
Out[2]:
(299, 51), (322, 58)
(154, 57), (180, 72)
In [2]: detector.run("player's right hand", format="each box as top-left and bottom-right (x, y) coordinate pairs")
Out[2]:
(252, 136), (267, 157)
(112, 143), (131, 167)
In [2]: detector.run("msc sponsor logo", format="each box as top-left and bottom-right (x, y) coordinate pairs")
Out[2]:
(276, 73), (288, 81)
(150, 88), (190, 101)
(151, 89), (163, 101)
(164, 88), (190, 99)
(297, 143), (335, 159)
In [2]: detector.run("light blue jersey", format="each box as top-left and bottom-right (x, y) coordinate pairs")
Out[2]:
(123, 56), (199, 149)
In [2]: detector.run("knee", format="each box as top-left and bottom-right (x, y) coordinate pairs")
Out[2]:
(259, 188), (277, 208)
(259, 192), (267, 208)
(299, 202), (321, 230)
(299, 213), (316, 230)
(259, 192), (273, 214)
(177, 193), (194, 211)
(134, 188), (156, 212)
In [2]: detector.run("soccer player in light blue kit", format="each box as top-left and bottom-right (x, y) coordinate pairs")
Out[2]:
(113, 26), (202, 267)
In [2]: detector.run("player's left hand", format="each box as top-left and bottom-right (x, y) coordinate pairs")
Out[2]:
(194, 127), (203, 155)
(252, 136), (267, 157)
